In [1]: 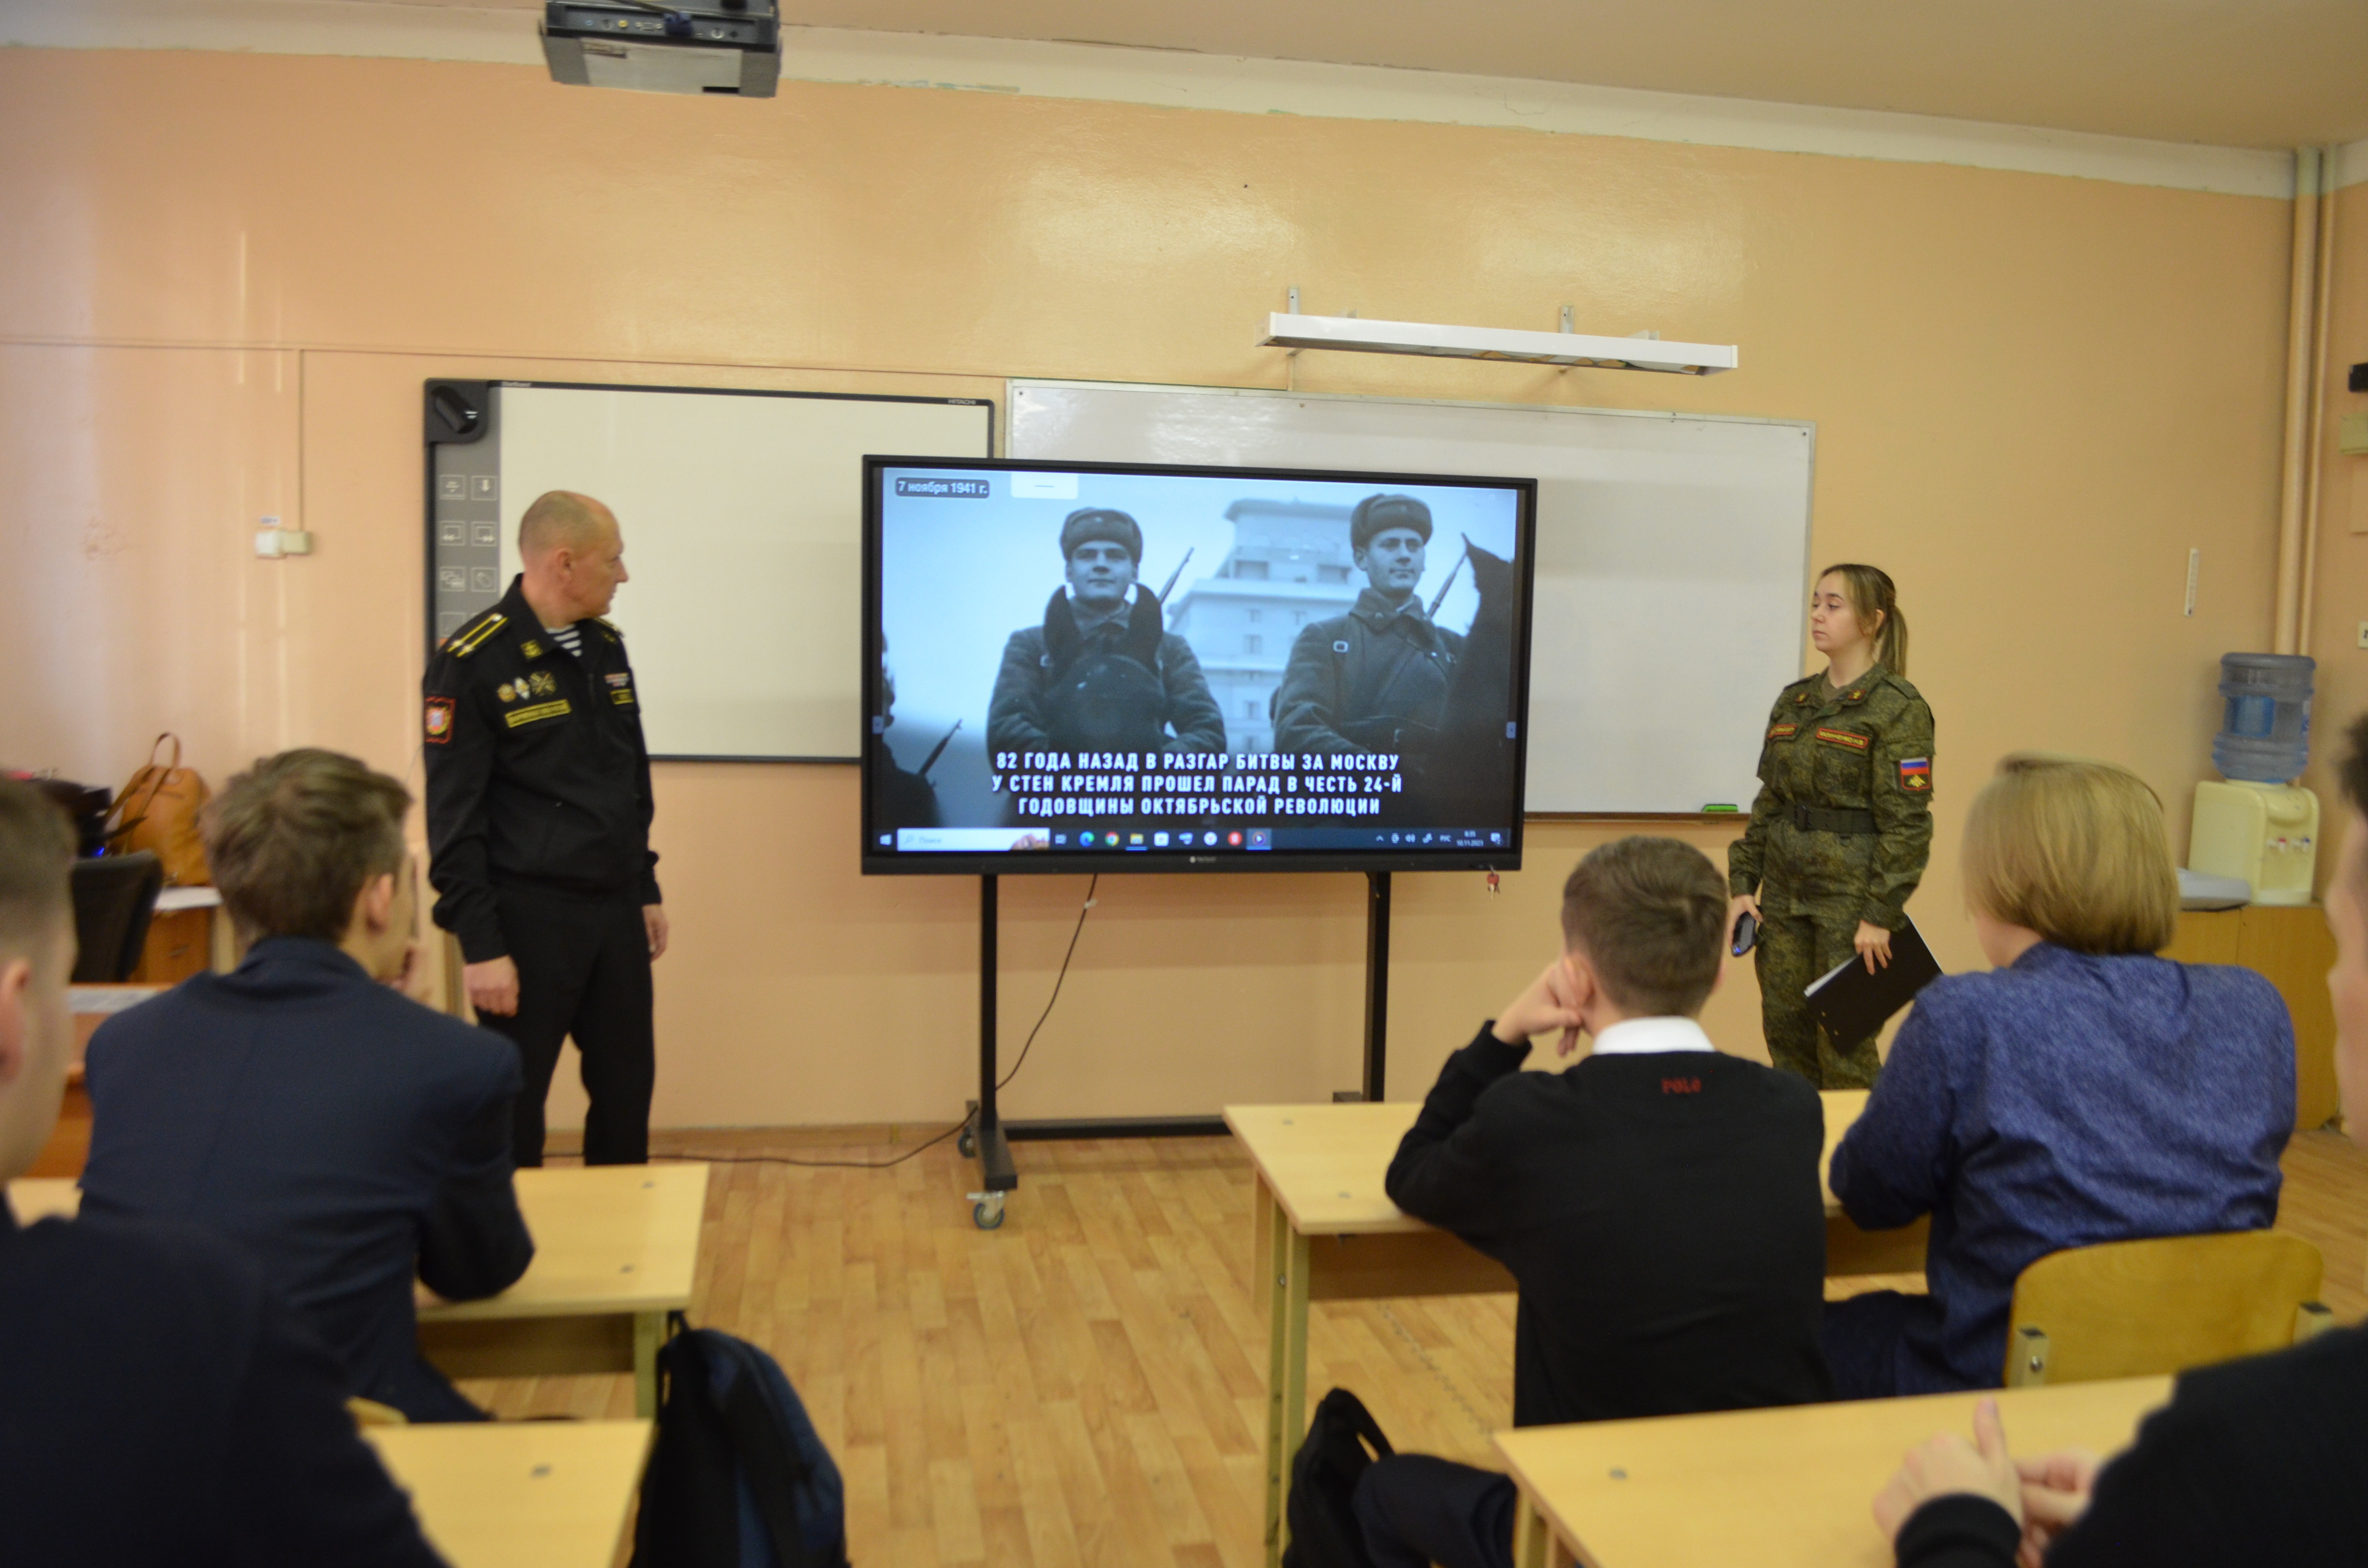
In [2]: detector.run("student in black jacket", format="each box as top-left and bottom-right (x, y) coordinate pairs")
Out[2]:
(1353, 836), (1834, 1568)
(0, 778), (447, 1566)
(1872, 713), (2368, 1568)
(81, 748), (533, 1422)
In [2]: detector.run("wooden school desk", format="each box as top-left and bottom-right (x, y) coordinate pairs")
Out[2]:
(1227, 1091), (1924, 1568)
(7, 1163), (710, 1419)
(1495, 1375), (2170, 1568)
(366, 1418), (654, 1568)
(417, 1163), (710, 1418)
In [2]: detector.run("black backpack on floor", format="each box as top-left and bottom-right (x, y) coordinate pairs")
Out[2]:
(1283, 1387), (1395, 1568)
(630, 1318), (850, 1568)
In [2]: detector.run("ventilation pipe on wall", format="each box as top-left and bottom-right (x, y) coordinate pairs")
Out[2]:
(2274, 147), (2333, 654)
(2296, 148), (2339, 654)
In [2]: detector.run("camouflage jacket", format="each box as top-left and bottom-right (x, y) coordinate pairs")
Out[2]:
(1727, 663), (1934, 929)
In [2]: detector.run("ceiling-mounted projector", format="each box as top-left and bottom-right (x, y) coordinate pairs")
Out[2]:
(543, 0), (781, 97)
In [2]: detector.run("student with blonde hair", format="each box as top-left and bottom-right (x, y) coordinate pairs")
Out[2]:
(1874, 717), (2368, 1567)
(1822, 753), (2292, 1399)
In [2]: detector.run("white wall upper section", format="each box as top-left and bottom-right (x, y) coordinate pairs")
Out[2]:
(0, 0), (2315, 199)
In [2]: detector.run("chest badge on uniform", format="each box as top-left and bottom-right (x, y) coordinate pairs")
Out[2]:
(505, 698), (572, 728)
(497, 682), (516, 702)
(1814, 726), (1870, 751)
(604, 671), (630, 687)
(1898, 757), (1931, 792)
(424, 698), (455, 744)
(1767, 723), (1799, 740)
(530, 670), (558, 698)
(521, 638), (543, 660)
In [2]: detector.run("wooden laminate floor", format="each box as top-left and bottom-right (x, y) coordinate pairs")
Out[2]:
(461, 1127), (2368, 1568)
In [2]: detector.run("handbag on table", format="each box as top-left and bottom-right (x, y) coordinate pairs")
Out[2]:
(104, 733), (212, 886)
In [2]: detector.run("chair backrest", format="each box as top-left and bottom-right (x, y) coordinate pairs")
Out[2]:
(2005, 1230), (2327, 1386)
(67, 852), (163, 984)
(346, 1396), (408, 1428)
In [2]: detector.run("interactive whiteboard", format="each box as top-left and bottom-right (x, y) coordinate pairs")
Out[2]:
(1007, 381), (1812, 814)
(429, 382), (992, 761)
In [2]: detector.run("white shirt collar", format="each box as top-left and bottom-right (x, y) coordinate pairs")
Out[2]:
(1588, 1016), (1716, 1056)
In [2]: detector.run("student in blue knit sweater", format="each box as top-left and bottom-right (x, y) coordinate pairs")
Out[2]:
(1872, 719), (2368, 1568)
(1824, 753), (2292, 1400)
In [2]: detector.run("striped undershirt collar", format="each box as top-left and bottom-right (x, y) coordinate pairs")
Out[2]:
(544, 623), (583, 656)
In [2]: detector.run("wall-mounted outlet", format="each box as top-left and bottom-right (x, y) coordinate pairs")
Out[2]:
(254, 515), (315, 559)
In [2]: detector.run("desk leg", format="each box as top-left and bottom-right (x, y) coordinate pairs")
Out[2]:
(1260, 1178), (1311, 1568)
(1511, 1494), (1548, 1568)
(633, 1311), (665, 1418)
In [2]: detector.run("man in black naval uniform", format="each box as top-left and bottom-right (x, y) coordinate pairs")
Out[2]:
(987, 507), (1226, 763)
(423, 490), (664, 1166)
(1273, 494), (1464, 771)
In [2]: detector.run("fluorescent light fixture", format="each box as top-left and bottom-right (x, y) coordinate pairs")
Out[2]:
(1260, 313), (1737, 375)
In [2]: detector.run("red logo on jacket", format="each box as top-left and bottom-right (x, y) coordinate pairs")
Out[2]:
(1661, 1077), (1702, 1094)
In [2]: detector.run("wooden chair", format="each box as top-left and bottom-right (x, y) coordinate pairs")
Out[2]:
(346, 1396), (408, 1428)
(2004, 1231), (2334, 1386)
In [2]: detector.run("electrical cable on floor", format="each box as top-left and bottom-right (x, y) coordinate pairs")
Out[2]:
(654, 875), (1100, 1171)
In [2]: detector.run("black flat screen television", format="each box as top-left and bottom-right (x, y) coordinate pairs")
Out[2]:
(862, 456), (1537, 876)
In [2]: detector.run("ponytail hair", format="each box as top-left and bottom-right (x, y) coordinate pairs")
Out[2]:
(1816, 563), (1907, 676)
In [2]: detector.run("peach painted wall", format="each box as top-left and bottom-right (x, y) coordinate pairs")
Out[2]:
(2306, 180), (2368, 830)
(0, 48), (2295, 1127)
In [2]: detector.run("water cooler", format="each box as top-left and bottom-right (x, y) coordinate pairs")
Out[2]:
(2188, 654), (2318, 905)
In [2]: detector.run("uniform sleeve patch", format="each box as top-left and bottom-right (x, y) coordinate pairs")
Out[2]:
(424, 698), (455, 744)
(1814, 726), (1870, 751)
(1766, 723), (1799, 740)
(1898, 757), (1932, 791)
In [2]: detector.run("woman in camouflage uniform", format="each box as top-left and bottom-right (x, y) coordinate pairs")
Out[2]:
(1727, 564), (1934, 1088)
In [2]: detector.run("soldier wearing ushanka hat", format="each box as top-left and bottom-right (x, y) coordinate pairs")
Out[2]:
(986, 506), (1225, 762)
(1273, 493), (1465, 766)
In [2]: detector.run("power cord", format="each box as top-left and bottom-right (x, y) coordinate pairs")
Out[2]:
(998, 873), (1097, 1093)
(657, 875), (1100, 1170)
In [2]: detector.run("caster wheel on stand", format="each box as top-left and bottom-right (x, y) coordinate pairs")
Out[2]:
(957, 1127), (978, 1159)
(971, 1193), (1006, 1230)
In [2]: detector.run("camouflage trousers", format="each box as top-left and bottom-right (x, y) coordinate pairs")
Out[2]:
(1753, 909), (1884, 1090)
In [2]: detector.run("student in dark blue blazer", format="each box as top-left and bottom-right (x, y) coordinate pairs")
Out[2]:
(82, 749), (534, 1423)
(0, 778), (447, 1564)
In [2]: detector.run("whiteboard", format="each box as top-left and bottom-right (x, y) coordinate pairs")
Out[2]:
(1008, 381), (1812, 814)
(493, 384), (993, 760)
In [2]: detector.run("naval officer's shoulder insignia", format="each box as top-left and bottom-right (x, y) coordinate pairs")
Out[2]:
(444, 610), (507, 660)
